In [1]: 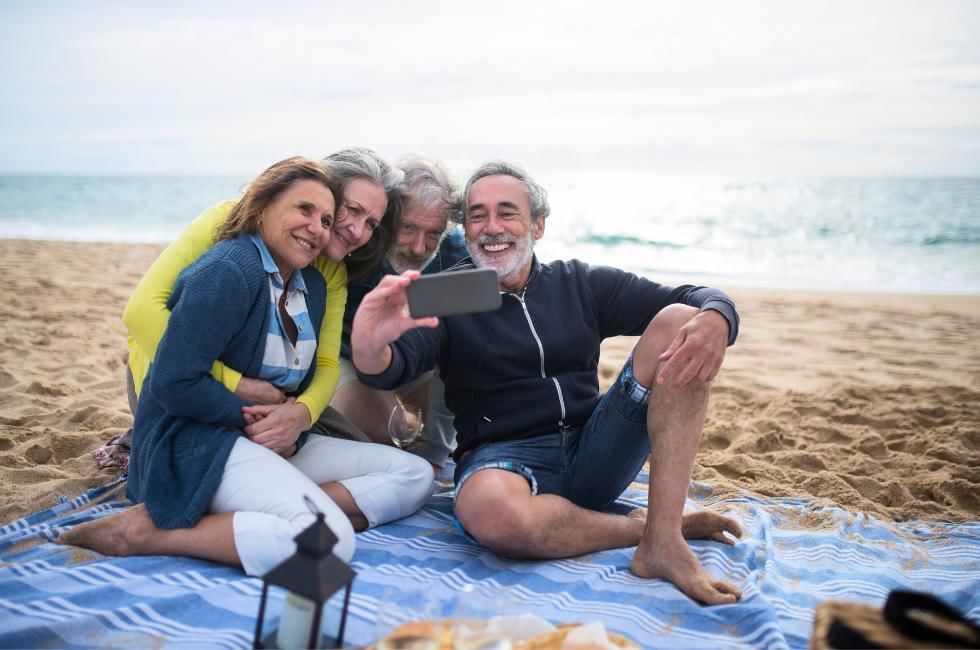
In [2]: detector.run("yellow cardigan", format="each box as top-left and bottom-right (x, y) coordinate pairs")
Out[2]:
(123, 201), (347, 422)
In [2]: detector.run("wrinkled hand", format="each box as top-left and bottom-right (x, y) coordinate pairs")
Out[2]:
(235, 377), (287, 405)
(656, 309), (730, 390)
(351, 271), (439, 374)
(242, 399), (311, 456)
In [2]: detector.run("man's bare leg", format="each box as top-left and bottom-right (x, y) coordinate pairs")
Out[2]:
(331, 378), (434, 446)
(331, 380), (402, 444)
(456, 304), (740, 602)
(56, 505), (241, 567)
(455, 470), (645, 558)
(629, 304), (742, 605)
(456, 471), (740, 559)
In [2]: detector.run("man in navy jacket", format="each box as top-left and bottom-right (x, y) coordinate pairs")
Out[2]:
(353, 161), (743, 605)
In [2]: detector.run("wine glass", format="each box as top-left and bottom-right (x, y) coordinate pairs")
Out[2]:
(388, 404), (424, 449)
(451, 584), (514, 650)
(374, 587), (442, 650)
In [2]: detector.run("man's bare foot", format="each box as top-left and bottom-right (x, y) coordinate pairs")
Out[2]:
(682, 510), (742, 545)
(631, 534), (742, 605)
(56, 504), (156, 557)
(629, 508), (742, 546)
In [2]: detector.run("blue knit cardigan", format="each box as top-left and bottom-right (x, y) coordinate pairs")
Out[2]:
(127, 235), (327, 529)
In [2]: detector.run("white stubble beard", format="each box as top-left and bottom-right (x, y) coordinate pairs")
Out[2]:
(467, 229), (535, 286)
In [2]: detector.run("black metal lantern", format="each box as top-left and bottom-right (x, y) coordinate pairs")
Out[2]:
(254, 498), (356, 649)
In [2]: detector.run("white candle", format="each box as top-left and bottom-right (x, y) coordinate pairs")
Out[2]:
(324, 594), (342, 637)
(276, 592), (317, 649)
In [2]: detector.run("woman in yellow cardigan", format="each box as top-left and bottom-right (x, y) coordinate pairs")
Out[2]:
(121, 147), (428, 531)
(60, 157), (434, 575)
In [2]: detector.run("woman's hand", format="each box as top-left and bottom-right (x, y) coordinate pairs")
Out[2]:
(235, 377), (287, 405)
(242, 399), (312, 455)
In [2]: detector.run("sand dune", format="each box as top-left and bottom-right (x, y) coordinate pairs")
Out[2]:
(1, 239), (978, 524)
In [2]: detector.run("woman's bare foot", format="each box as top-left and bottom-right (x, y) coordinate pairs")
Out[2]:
(631, 532), (742, 605)
(56, 504), (156, 557)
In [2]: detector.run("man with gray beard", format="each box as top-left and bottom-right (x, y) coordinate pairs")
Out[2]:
(331, 156), (467, 470)
(351, 161), (744, 605)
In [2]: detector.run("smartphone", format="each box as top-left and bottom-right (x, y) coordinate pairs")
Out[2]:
(407, 267), (502, 318)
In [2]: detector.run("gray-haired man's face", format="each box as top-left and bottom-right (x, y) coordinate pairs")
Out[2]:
(386, 203), (448, 273)
(463, 174), (544, 289)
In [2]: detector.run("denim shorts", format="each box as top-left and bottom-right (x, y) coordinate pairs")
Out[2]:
(454, 354), (651, 512)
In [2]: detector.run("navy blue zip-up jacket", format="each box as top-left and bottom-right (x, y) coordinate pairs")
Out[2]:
(358, 256), (739, 463)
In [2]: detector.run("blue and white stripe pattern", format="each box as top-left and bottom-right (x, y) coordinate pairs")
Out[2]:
(1, 472), (977, 648)
(248, 234), (316, 392)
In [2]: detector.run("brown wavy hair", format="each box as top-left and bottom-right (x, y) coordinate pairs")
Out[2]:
(215, 157), (343, 242)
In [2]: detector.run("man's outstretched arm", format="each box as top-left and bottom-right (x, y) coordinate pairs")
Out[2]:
(351, 271), (439, 378)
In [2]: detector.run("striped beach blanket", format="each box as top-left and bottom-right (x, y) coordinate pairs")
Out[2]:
(1, 471), (978, 648)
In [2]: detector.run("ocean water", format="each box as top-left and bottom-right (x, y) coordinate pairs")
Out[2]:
(1, 174), (978, 294)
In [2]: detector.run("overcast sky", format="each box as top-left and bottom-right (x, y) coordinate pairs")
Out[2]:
(2, 0), (978, 176)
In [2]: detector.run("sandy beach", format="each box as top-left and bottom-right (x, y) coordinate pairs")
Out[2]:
(1, 238), (977, 525)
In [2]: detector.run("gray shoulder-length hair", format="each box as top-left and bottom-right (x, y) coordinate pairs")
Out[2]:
(322, 147), (407, 280)
(457, 160), (550, 224)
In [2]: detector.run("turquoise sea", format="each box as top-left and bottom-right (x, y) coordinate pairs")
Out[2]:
(1, 174), (978, 294)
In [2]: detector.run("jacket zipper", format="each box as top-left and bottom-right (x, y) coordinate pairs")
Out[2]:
(512, 292), (567, 428)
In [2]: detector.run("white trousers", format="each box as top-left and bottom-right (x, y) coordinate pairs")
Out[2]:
(209, 434), (434, 577)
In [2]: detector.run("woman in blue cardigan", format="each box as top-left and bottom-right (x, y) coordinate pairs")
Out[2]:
(60, 157), (433, 575)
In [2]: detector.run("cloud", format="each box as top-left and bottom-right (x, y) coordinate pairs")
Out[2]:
(1, 0), (979, 174)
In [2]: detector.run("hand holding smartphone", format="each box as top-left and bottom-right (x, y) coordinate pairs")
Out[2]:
(406, 268), (501, 318)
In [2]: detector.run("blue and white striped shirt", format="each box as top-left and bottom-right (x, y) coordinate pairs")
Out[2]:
(248, 234), (317, 392)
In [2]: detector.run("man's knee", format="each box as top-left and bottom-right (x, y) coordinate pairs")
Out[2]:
(455, 471), (534, 557)
(632, 304), (700, 385)
(649, 304), (699, 338)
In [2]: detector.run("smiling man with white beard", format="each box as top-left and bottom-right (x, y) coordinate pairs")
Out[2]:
(351, 160), (746, 605)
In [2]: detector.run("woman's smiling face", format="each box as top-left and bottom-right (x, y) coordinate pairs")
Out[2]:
(324, 177), (388, 260)
(257, 178), (335, 274)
